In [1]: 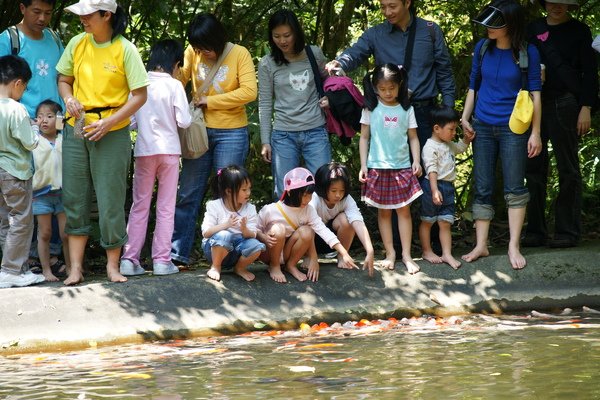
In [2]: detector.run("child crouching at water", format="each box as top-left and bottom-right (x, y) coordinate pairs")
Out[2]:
(257, 167), (357, 283)
(309, 162), (374, 276)
(201, 165), (265, 282)
(32, 99), (70, 282)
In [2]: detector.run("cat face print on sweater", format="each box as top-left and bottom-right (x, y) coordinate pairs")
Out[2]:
(289, 70), (309, 91)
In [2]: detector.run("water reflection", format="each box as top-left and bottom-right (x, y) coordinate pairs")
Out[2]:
(2, 311), (600, 399)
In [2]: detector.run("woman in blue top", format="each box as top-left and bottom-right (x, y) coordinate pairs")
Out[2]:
(460, 0), (542, 270)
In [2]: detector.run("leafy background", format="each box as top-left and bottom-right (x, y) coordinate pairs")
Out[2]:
(2, 0), (599, 255)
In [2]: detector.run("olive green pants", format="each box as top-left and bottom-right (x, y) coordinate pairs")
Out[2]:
(62, 124), (131, 249)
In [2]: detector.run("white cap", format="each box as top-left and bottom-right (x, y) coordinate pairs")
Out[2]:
(65, 0), (117, 15)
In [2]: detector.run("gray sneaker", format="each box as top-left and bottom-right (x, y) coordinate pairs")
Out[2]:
(120, 259), (146, 276)
(153, 261), (179, 276)
(0, 271), (45, 288)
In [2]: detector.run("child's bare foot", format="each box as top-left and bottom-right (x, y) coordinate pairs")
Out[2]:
(64, 268), (84, 286)
(207, 266), (221, 281)
(378, 257), (396, 270)
(268, 265), (287, 283)
(42, 271), (60, 282)
(107, 270), (128, 283)
(441, 254), (462, 270)
(422, 250), (443, 264)
(300, 257), (310, 270)
(402, 256), (420, 274)
(461, 246), (489, 263)
(234, 266), (255, 282)
(285, 264), (307, 282)
(508, 246), (526, 270)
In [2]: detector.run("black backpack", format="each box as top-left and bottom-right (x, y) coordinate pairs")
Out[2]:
(7, 25), (62, 55)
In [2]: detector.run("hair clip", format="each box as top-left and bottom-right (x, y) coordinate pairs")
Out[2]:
(330, 167), (343, 179)
(217, 168), (222, 176)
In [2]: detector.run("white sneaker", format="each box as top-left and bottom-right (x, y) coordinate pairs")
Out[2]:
(0, 271), (45, 288)
(323, 251), (338, 259)
(153, 261), (179, 276)
(119, 259), (146, 276)
(23, 270), (45, 284)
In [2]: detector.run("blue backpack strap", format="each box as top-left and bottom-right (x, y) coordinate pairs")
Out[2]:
(7, 25), (19, 55)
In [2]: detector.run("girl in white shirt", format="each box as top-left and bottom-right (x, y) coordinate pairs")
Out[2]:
(201, 165), (265, 282)
(120, 39), (192, 277)
(309, 162), (374, 276)
(257, 167), (357, 283)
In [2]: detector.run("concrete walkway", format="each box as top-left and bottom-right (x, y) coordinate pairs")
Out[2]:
(1, 240), (599, 354)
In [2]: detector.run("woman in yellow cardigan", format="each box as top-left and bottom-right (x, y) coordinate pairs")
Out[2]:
(171, 13), (257, 266)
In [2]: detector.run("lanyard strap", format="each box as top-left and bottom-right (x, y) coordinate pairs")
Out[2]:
(276, 201), (298, 230)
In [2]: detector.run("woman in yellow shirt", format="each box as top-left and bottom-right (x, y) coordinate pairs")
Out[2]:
(171, 13), (257, 266)
(56, 0), (148, 285)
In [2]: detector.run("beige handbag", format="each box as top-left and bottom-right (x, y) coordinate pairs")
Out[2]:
(179, 103), (209, 159)
(178, 43), (234, 159)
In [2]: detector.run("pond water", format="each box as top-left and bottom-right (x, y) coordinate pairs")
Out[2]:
(1, 310), (599, 399)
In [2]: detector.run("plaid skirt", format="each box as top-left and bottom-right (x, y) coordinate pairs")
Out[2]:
(361, 168), (422, 209)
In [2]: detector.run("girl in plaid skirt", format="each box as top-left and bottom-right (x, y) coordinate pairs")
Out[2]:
(359, 64), (423, 274)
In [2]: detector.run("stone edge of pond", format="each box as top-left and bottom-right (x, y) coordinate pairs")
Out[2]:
(1, 240), (599, 355)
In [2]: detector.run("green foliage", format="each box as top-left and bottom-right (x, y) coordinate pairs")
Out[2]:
(2, 0), (599, 240)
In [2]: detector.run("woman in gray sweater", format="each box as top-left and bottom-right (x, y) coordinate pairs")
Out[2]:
(258, 9), (331, 199)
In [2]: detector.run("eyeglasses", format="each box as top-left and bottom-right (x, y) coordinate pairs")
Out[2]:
(194, 48), (214, 55)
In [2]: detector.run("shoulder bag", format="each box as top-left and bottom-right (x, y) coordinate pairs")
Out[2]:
(178, 42), (234, 159)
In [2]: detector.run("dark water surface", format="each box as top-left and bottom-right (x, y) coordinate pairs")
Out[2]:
(1, 311), (599, 399)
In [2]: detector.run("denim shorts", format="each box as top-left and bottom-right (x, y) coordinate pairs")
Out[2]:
(202, 231), (265, 268)
(32, 192), (64, 216)
(419, 178), (455, 224)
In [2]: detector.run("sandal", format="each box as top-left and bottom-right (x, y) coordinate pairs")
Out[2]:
(50, 260), (67, 278)
(27, 259), (42, 274)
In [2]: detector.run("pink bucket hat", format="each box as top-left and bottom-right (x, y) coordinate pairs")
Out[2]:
(280, 167), (314, 200)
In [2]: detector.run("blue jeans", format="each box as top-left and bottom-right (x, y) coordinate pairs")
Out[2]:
(171, 127), (249, 264)
(271, 125), (331, 199)
(202, 231), (265, 268)
(472, 119), (530, 221)
(420, 179), (455, 224)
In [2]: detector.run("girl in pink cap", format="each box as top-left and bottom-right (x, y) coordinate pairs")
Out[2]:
(257, 167), (356, 283)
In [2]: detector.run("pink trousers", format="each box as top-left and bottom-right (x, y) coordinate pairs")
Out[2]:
(122, 154), (179, 263)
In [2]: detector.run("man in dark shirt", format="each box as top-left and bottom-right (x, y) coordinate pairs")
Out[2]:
(326, 0), (455, 146)
(326, 0), (456, 256)
(524, 0), (598, 248)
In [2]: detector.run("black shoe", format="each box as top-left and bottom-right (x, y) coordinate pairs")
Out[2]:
(521, 235), (546, 247)
(548, 237), (577, 248)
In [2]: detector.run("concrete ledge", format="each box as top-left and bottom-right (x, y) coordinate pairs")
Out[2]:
(1, 240), (599, 354)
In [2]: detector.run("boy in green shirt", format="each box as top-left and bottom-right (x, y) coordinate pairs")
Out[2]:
(0, 54), (43, 288)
